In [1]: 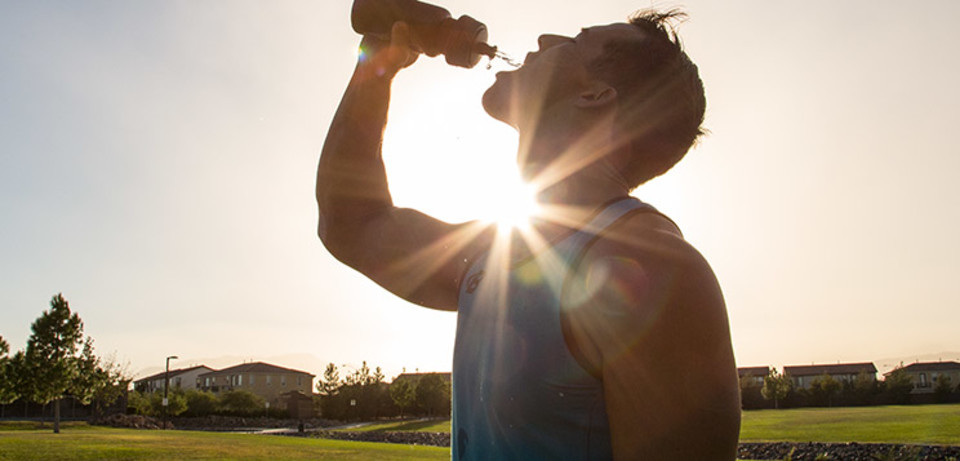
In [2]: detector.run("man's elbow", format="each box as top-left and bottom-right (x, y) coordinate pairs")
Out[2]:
(317, 212), (358, 267)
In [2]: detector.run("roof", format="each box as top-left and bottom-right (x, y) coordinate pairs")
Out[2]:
(784, 362), (877, 377)
(393, 372), (452, 383)
(894, 361), (960, 374)
(134, 365), (215, 384)
(198, 361), (314, 377)
(737, 366), (770, 377)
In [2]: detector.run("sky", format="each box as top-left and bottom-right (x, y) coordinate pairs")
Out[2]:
(2, 0), (959, 383)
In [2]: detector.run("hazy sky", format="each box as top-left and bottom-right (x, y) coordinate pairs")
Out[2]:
(2, 0), (959, 382)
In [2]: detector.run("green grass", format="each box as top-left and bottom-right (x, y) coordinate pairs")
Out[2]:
(344, 418), (452, 433)
(0, 420), (90, 431)
(1, 404), (956, 460)
(0, 424), (448, 460)
(739, 403), (960, 445)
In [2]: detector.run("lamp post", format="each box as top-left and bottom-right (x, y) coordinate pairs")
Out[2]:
(163, 355), (178, 430)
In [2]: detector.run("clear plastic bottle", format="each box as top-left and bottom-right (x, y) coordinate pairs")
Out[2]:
(351, 0), (497, 68)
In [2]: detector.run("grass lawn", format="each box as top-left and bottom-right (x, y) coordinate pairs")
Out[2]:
(1, 404), (956, 460)
(739, 403), (960, 445)
(0, 423), (447, 461)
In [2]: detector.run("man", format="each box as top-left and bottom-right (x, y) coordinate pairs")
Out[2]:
(317, 9), (740, 460)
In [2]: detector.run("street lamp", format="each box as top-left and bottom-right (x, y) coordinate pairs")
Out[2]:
(163, 355), (178, 430)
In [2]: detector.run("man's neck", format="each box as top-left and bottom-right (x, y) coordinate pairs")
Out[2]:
(518, 113), (630, 232)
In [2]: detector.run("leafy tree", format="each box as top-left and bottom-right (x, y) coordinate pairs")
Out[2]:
(6, 351), (39, 417)
(0, 337), (17, 406)
(127, 390), (152, 415)
(761, 368), (792, 409)
(850, 370), (878, 406)
(152, 389), (187, 417)
(25, 294), (86, 433)
(415, 373), (450, 417)
(811, 374), (841, 407)
(183, 389), (219, 417)
(882, 366), (914, 404)
(933, 374), (953, 403)
(390, 378), (416, 417)
(218, 389), (265, 416)
(88, 357), (131, 417)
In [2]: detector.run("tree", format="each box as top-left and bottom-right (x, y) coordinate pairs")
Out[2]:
(316, 363), (341, 396)
(811, 373), (841, 407)
(151, 389), (187, 418)
(218, 390), (265, 416)
(183, 389), (219, 417)
(6, 351), (39, 417)
(933, 374), (953, 403)
(850, 370), (878, 406)
(25, 294), (86, 433)
(882, 366), (914, 404)
(0, 336), (18, 417)
(390, 378), (416, 417)
(415, 373), (451, 417)
(87, 356), (131, 417)
(761, 368), (792, 409)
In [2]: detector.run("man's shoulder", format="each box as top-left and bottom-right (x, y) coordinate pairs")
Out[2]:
(570, 207), (724, 321)
(584, 207), (703, 269)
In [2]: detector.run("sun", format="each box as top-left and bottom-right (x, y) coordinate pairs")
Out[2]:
(483, 179), (541, 232)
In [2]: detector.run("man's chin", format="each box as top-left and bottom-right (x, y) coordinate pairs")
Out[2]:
(482, 84), (517, 127)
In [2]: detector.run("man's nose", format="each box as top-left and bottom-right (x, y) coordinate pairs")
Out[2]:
(537, 34), (570, 50)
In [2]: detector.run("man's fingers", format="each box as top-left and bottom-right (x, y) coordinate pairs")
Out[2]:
(388, 22), (419, 69)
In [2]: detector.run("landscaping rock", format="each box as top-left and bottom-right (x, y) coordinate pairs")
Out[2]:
(307, 433), (960, 460)
(89, 413), (172, 430)
(737, 442), (960, 460)
(312, 430), (451, 447)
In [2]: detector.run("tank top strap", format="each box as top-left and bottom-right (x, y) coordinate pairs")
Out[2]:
(559, 196), (657, 257)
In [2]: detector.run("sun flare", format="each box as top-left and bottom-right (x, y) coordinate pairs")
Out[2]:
(485, 181), (541, 232)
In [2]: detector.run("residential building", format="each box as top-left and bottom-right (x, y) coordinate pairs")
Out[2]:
(784, 362), (877, 390)
(197, 361), (315, 410)
(392, 372), (452, 384)
(134, 365), (215, 393)
(737, 366), (770, 387)
(888, 361), (960, 394)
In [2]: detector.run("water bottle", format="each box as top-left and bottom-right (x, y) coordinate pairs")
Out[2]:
(351, 0), (496, 68)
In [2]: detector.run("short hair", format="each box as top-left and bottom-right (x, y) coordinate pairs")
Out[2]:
(587, 9), (706, 187)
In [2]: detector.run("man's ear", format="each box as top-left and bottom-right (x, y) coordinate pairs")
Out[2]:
(576, 83), (617, 109)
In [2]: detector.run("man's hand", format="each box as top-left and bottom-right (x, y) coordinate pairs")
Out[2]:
(359, 22), (420, 79)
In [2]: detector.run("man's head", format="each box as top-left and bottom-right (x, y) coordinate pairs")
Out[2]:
(483, 10), (705, 189)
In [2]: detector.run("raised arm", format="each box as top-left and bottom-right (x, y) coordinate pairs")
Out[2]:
(317, 23), (493, 310)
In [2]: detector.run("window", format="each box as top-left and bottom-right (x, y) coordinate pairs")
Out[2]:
(266, 375), (272, 385)
(238, 375), (243, 386)
(205, 377), (210, 387)
(250, 375), (255, 385)
(297, 376), (303, 387)
(281, 375), (286, 387)
(919, 373), (929, 388)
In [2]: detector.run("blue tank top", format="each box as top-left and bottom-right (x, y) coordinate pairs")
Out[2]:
(453, 197), (656, 460)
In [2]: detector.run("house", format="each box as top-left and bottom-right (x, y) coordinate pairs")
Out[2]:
(392, 372), (452, 384)
(197, 361), (315, 410)
(737, 366), (770, 387)
(134, 365), (215, 393)
(784, 362), (877, 390)
(888, 361), (960, 394)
